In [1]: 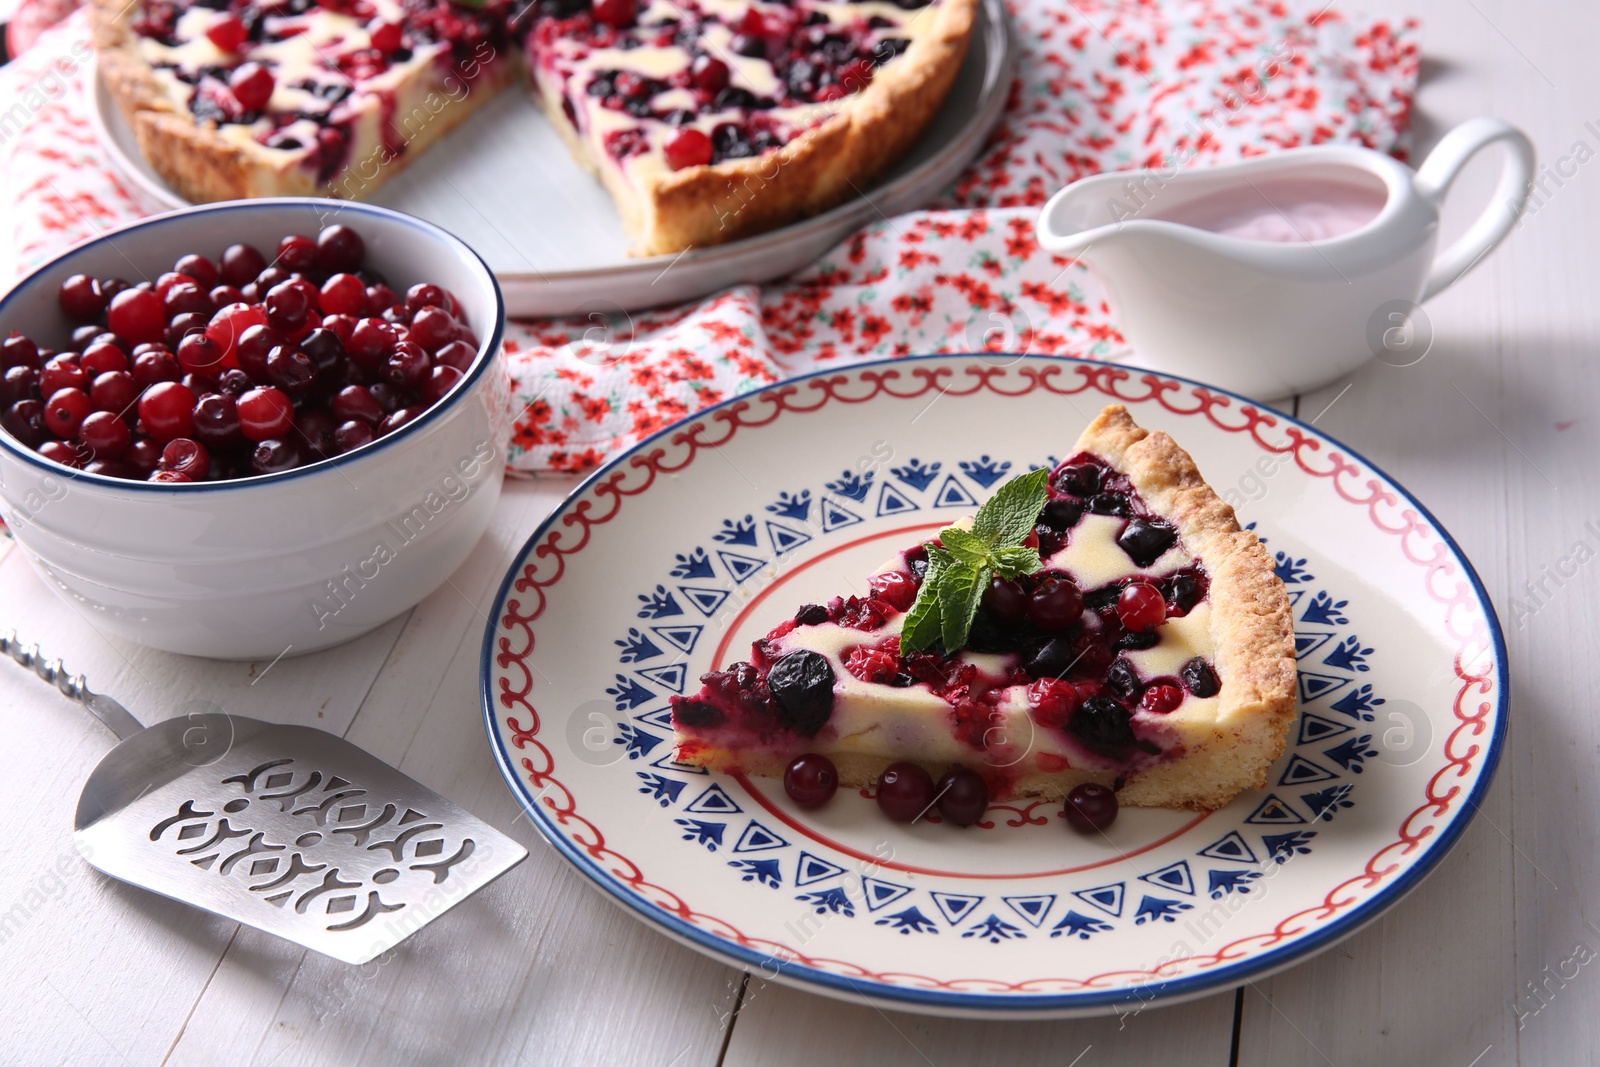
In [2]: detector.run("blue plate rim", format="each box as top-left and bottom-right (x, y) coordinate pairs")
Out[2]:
(477, 352), (1509, 1014)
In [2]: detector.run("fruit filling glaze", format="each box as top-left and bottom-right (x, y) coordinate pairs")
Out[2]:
(124, 0), (934, 187)
(671, 454), (1221, 789)
(0, 224), (480, 481)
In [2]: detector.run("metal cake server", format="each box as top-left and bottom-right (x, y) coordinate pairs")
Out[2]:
(1, 630), (527, 964)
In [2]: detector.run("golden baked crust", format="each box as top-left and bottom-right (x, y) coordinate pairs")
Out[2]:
(680, 405), (1298, 813)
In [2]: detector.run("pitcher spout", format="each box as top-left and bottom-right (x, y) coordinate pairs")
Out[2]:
(1035, 170), (1194, 260)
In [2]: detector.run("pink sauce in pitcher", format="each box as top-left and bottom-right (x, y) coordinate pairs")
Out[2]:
(1158, 177), (1388, 243)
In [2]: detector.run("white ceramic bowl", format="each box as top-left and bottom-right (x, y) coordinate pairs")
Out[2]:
(0, 199), (511, 660)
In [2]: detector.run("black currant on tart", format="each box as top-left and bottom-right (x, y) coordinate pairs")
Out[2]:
(92, 0), (978, 255)
(671, 405), (1298, 812)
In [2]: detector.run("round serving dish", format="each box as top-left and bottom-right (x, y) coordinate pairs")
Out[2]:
(0, 199), (511, 660)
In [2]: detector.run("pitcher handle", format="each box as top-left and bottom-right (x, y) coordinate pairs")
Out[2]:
(1415, 118), (1536, 301)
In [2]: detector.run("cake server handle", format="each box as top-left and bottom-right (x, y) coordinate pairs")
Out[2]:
(1, 629), (145, 741)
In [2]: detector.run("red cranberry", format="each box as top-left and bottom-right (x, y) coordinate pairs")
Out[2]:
(139, 381), (196, 443)
(107, 288), (165, 346)
(2, 365), (38, 406)
(174, 254), (217, 288)
(592, 0), (634, 26)
(220, 244), (267, 287)
(331, 384), (382, 424)
(80, 342), (127, 376)
(378, 405), (423, 434)
(265, 281), (311, 331)
(434, 338), (476, 372)
(690, 55), (730, 91)
(316, 224), (365, 273)
(348, 318), (398, 369)
(1028, 576), (1084, 631)
(124, 437), (162, 475)
(191, 392), (243, 449)
(43, 387), (91, 438)
(229, 62), (275, 112)
(1064, 783), (1118, 833)
(205, 14), (247, 51)
(664, 128), (713, 170)
(420, 364), (462, 405)
(132, 349), (181, 389)
(383, 340), (430, 389)
(207, 303), (269, 361)
(165, 312), (211, 350)
(276, 234), (317, 274)
(333, 418), (374, 453)
(79, 410), (131, 458)
(209, 284), (245, 309)
(39, 355), (87, 396)
(982, 575), (1029, 626)
(249, 436), (301, 475)
(404, 282), (447, 311)
(181, 371), (218, 396)
(1, 334), (41, 370)
(320, 273), (368, 317)
(1116, 581), (1166, 632)
(234, 323), (283, 379)
(783, 753), (838, 809)
(38, 439), (82, 468)
(177, 332), (226, 374)
(163, 282), (212, 319)
(148, 469), (191, 483)
(365, 283), (400, 312)
(265, 345), (317, 395)
(158, 437), (209, 479)
(58, 274), (108, 322)
(876, 762), (935, 823)
(367, 381), (401, 413)
(155, 272), (197, 299)
(935, 766), (989, 826)
(90, 370), (138, 414)
(2, 399), (48, 447)
(295, 409), (337, 458)
(1139, 684), (1183, 715)
(237, 386), (293, 440)
(405, 307), (456, 352)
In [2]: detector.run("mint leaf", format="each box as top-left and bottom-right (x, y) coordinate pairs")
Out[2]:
(899, 546), (951, 653)
(992, 545), (1042, 579)
(939, 526), (991, 566)
(938, 561), (988, 652)
(970, 467), (1050, 548)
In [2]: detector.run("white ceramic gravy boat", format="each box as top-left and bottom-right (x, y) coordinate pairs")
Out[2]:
(1035, 118), (1535, 398)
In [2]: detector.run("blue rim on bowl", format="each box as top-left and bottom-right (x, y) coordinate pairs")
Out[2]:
(477, 352), (1509, 1015)
(0, 198), (505, 492)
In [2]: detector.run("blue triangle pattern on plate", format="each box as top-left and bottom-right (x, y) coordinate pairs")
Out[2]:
(765, 521), (812, 555)
(861, 877), (914, 912)
(1071, 882), (1125, 918)
(1293, 631), (1336, 657)
(929, 891), (984, 926)
(731, 820), (789, 853)
(793, 851), (847, 886)
(650, 624), (703, 655)
(932, 473), (978, 508)
(1278, 754), (1338, 787)
(635, 706), (676, 730)
(819, 497), (863, 533)
(717, 550), (768, 584)
(875, 482), (919, 518)
(1002, 894), (1057, 927)
(1245, 794), (1306, 825)
(1197, 830), (1259, 865)
(677, 586), (730, 617)
(683, 783), (743, 814)
(1297, 671), (1352, 704)
(636, 663), (687, 693)
(1297, 711), (1353, 745)
(1138, 860), (1195, 896)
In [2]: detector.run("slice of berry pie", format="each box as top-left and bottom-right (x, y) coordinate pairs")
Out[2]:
(671, 405), (1297, 811)
(92, 0), (977, 254)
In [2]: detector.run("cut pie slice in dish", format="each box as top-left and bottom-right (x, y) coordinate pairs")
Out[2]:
(671, 405), (1297, 811)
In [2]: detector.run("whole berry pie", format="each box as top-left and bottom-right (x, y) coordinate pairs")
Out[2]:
(92, 0), (977, 254)
(671, 406), (1298, 811)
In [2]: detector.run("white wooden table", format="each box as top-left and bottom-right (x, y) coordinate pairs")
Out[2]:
(3, 0), (1595, 1062)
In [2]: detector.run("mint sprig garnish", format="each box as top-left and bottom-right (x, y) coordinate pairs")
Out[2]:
(899, 468), (1050, 654)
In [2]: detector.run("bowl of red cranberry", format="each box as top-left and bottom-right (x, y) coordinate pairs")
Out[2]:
(0, 200), (511, 659)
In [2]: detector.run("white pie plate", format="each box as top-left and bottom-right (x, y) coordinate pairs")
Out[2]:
(478, 354), (1507, 1019)
(86, 0), (1014, 319)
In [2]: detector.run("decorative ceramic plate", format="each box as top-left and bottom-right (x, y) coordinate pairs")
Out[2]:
(479, 355), (1506, 1019)
(87, 0), (1013, 319)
